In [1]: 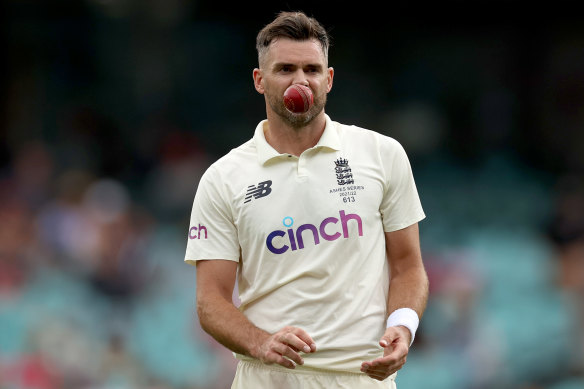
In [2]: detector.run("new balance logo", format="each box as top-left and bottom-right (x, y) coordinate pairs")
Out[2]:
(244, 180), (273, 203)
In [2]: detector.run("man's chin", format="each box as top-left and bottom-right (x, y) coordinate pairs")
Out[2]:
(280, 107), (323, 129)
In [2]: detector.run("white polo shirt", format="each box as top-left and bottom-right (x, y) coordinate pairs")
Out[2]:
(185, 114), (425, 373)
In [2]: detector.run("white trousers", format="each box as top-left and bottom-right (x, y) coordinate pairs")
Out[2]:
(231, 360), (397, 389)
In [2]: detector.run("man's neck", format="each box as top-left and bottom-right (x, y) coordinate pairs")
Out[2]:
(263, 111), (327, 157)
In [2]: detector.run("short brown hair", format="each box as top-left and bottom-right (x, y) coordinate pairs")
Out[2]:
(256, 11), (330, 66)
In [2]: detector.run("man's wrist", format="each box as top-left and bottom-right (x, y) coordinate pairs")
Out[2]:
(242, 325), (269, 360)
(386, 308), (419, 346)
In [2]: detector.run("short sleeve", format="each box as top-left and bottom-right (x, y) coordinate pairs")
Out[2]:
(379, 139), (426, 232)
(184, 166), (240, 265)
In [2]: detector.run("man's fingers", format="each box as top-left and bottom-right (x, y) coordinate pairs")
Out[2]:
(381, 325), (411, 349)
(385, 342), (408, 362)
(361, 355), (407, 378)
(269, 341), (302, 365)
(365, 371), (387, 381)
(259, 326), (316, 369)
(280, 332), (313, 353)
(361, 363), (390, 381)
(366, 353), (407, 368)
(270, 353), (296, 369)
(360, 330), (409, 380)
(278, 345), (304, 366)
(285, 327), (317, 352)
(364, 360), (405, 374)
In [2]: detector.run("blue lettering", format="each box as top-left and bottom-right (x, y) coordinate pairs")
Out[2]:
(266, 210), (364, 255)
(266, 230), (288, 254)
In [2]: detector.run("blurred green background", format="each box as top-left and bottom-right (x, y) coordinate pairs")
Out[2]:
(2, 1), (584, 388)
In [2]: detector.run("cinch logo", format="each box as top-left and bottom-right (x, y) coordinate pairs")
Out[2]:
(189, 224), (208, 239)
(266, 210), (363, 254)
(244, 180), (272, 204)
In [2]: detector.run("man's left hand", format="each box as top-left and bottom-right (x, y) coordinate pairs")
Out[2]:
(360, 325), (411, 381)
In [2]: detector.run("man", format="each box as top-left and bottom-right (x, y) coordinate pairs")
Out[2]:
(185, 11), (428, 388)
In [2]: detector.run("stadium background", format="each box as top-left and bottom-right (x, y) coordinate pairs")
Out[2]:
(2, 1), (584, 388)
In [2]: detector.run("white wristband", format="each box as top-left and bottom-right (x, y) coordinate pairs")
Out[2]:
(386, 308), (419, 346)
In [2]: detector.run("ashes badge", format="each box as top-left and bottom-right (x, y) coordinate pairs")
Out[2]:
(329, 157), (365, 203)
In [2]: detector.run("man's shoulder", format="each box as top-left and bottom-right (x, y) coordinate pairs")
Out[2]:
(332, 119), (402, 150)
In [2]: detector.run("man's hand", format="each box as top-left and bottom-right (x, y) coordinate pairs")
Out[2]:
(360, 326), (411, 381)
(252, 326), (317, 369)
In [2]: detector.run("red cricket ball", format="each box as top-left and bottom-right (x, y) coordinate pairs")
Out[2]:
(283, 84), (314, 113)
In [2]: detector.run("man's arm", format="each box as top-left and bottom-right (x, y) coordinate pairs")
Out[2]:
(196, 259), (317, 369)
(361, 223), (429, 380)
(385, 222), (428, 321)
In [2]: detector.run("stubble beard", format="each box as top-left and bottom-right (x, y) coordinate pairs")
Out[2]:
(267, 89), (327, 130)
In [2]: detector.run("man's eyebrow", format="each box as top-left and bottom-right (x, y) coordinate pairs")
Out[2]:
(272, 62), (294, 69)
(305, 64), (323, 70)
(272, 62), (324, 70)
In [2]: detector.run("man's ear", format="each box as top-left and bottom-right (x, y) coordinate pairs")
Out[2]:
(253, 68), (265, 94)
(326, 67), (334, 93)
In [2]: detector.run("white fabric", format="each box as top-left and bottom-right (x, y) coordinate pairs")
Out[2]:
(386, 308), (420, 346)
(231, 359), (397, 389)
(185, 114), (425, 373)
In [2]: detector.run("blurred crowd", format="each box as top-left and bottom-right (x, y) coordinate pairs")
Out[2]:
(1, 139), (584, 389)
(3, 1), (584, 388)
(0, 138), (238, 389)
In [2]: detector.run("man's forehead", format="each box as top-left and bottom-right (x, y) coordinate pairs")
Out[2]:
(265, 38), (327, 65)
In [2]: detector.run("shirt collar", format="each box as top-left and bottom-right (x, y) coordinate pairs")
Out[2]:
(254, 114), (342, 165)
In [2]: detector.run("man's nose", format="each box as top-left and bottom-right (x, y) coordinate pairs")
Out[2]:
(292, 70), (309, 86)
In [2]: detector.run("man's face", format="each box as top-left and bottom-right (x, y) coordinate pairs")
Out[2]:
(253, 38), (334, 128)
